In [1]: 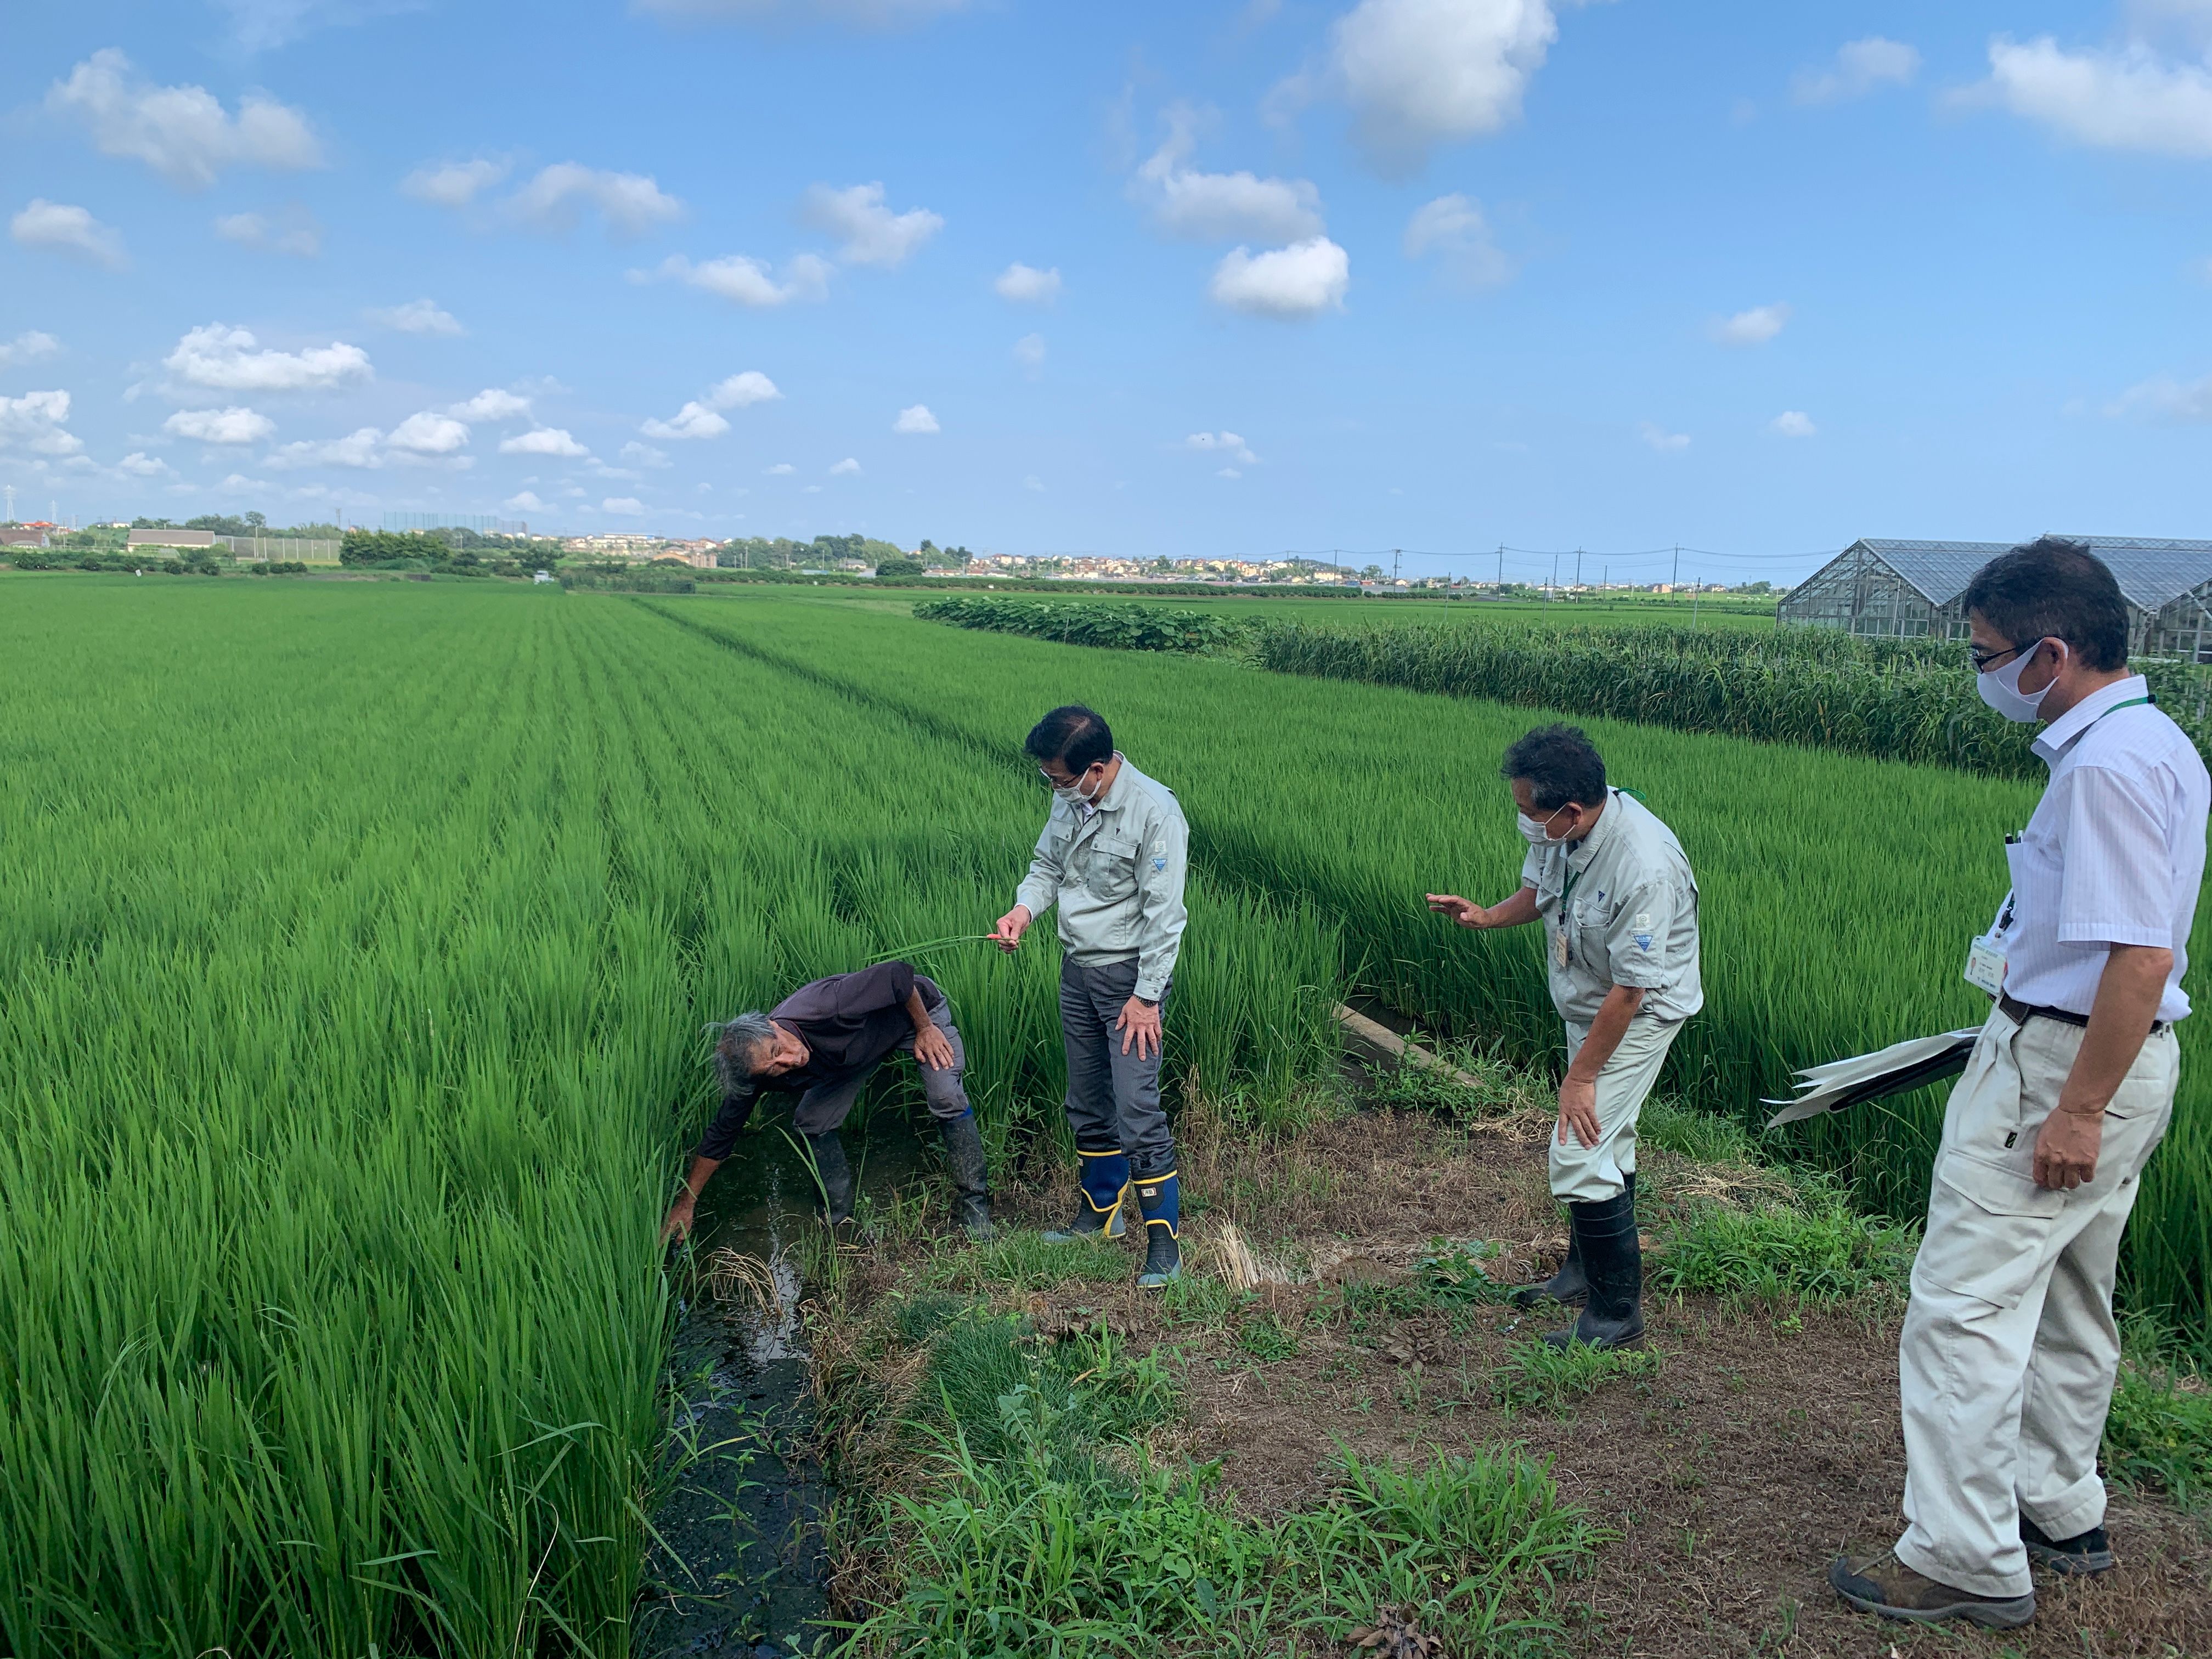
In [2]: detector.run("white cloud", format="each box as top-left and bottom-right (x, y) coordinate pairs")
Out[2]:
(995, 262), (1062, 303)
(213, 210), (321, 256)
(800, 182), (943, 266)
(1966, 35), (2212, 158)
(1014, 332), (1046, 370)
(602, 496), (646, 514)
(1135, 116), (1325, 242)
(634, 0), (970, 20)
(1770, 410), (1818, 437)
(1402, 193), (1514, 287)
(450, 387), (531, 420)
(165, 323), (372, 393)
(1209, 237), (1351, 319)
(765, 462), (795, 475)
(386, 410), (470, 454)
(505, 163), (684, 236)
(828, 456), (862, 475)
(620, 441), (672, 467)
(503, 489), (546, 512)
(647, 252), (833, 306)
(266, 427), (383, 469)
(163, 405), (275, 444)
(706, 370), (782, 407)
(893, 403), (940, 434)
(208, 0), (421, 53)
(1639, 422), (1691, 452)
(369, 298), (463, 335)
(1217, 467), (1243, 479)
(639, 372), (780, 441)
(1023, 474), (1045, 492)
(2109, 370), (2212, 421)
(803, 484), (823, 493)
(1709, 302), (1791, 346)
(1286, 0), (1562, 176)
(215, 472), (272, 492)
(0, 331), (63, 367)
(401, 157), (510, 207)
(500, 427), (590, 457)
(641, 402), (729, 440)
(1793, 37), (1921, 106)
(1186, 431), (1260, 464)
(0, 390), (83, 456)
(117, 450), (173, 477)
(46, 49), (321, 190)
(10, 200), (127, 268)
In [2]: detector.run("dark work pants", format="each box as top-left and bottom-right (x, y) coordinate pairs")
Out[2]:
(1059, 956), (1175, 1178)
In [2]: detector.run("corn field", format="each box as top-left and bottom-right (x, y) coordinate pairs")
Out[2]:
(0, 580), (1338, 1656)
(673, 588), (2212, 1324)
(916, 596), (2212, 780)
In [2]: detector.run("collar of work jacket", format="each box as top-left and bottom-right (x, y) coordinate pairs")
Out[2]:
(1063, 755), (1137, 843)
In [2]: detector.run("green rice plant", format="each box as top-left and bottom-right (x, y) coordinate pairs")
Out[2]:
(1491, 1338), (1664, 1417)
(650, 590), (2212, 1326)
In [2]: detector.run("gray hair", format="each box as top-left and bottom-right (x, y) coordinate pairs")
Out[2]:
(710, 1011), (777, 1092)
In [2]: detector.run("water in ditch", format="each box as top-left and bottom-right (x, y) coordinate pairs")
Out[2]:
(635, 1098), (934, 1658)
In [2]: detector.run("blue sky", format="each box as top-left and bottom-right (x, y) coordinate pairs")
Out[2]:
(4, 0), (2210, 584)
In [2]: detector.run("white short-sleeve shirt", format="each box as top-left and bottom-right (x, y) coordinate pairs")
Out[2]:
(1996, 674), (2209, 1024)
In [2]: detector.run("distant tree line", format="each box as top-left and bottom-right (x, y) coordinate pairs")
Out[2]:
(340, 529), (539, 576)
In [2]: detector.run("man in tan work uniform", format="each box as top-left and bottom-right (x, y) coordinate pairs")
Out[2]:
(1427, 721), (1702, 1349)
(1831, 539), (2206, 1630)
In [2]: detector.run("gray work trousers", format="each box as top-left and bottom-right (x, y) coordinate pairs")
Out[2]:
(791, 977), (971, 1136)
(1060, 956), (1175, 1177)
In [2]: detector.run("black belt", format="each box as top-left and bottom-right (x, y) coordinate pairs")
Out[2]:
(1998, 992), (2168, 1037)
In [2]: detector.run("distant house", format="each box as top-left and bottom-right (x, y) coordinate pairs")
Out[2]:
(1779, 537), (2212, 661)
(0, 527), (48, 548)
(126, 528), (219, 549)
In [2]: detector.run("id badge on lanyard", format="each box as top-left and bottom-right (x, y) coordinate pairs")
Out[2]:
(1963, 883), (2013, 998)
(1552, 866), (1581, 969)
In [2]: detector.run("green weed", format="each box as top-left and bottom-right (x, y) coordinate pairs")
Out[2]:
(1652, 1184), (1918, 1307)
(1492, 1337), (1663, 1417)
(2104, 1326), (2212, 1514)
(1235, 1311), (1301, 1362)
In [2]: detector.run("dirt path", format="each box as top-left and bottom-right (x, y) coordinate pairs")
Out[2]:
(978, 1106), (2212, 1658)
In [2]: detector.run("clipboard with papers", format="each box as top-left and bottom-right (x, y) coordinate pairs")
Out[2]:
(1762, 1028), (1983, 1128)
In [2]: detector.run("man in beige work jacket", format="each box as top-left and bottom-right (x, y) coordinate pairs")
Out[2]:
(1428, 721), (1703, 1350)
(990, 704), (1190, 1289)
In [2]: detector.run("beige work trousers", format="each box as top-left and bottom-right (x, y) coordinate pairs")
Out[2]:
(1895, 1007), (2177, 1600)
(1550, 1012), (1685, 1201)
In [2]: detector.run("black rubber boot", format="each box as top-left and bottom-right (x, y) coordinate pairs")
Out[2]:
(803, 1130), (855, 1226)
(1512, 1172), (1631, 1310)
(1542, 1185), (1643, 1350)
(936, 1113), (994, 1242)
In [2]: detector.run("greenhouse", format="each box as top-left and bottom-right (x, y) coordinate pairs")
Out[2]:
(1780, 536), (2212, 659)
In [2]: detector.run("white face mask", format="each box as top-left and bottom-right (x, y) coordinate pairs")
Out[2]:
(1977, 639), (2060, 724)
(1518, 804), (1572, 845)
(1050, 764), (1104, 806)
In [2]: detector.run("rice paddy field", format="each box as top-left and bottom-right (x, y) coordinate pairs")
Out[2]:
(2, 574), (2204, 1655)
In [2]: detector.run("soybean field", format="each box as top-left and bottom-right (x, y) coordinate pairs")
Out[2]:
(0, 579), (1336, 1657)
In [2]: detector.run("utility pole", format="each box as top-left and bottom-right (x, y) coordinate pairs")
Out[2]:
(1392, 548), (1401, 584)
(1671, 544), (1680, 599)
(1692, 570), (1701, 628)
(1574, 548), (1582, 597)
(3, 484), (13, 523)
(1497, 543), (1505, 594)
(1549, 551), (1559, 603)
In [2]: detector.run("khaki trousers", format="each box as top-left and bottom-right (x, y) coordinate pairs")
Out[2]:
(1549, 1012), (1685, 1201)
(1895, 1007), (2177, 1599)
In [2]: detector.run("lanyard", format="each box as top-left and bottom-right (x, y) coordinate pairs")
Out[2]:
(1992, 697), (2151, 935)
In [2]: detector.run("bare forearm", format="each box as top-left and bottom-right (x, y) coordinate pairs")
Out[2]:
(680, 1154), (722, 1199)
(1567, 984), (1646, 1082)
(906, 986), (933, 1036)
(1483, 887), (1542, 928)
(2058, 945), (2171, 1116)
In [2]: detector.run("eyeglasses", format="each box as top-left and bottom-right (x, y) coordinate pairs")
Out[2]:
(1969, 638), (2042, 674)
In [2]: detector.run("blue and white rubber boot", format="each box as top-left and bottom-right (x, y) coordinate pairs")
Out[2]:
(1133, 1170), (1181, 1289)
(1041, 1144), (1128, 1242)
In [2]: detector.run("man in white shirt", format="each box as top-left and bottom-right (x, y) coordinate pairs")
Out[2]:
(1832, 538), (2208, 1630)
